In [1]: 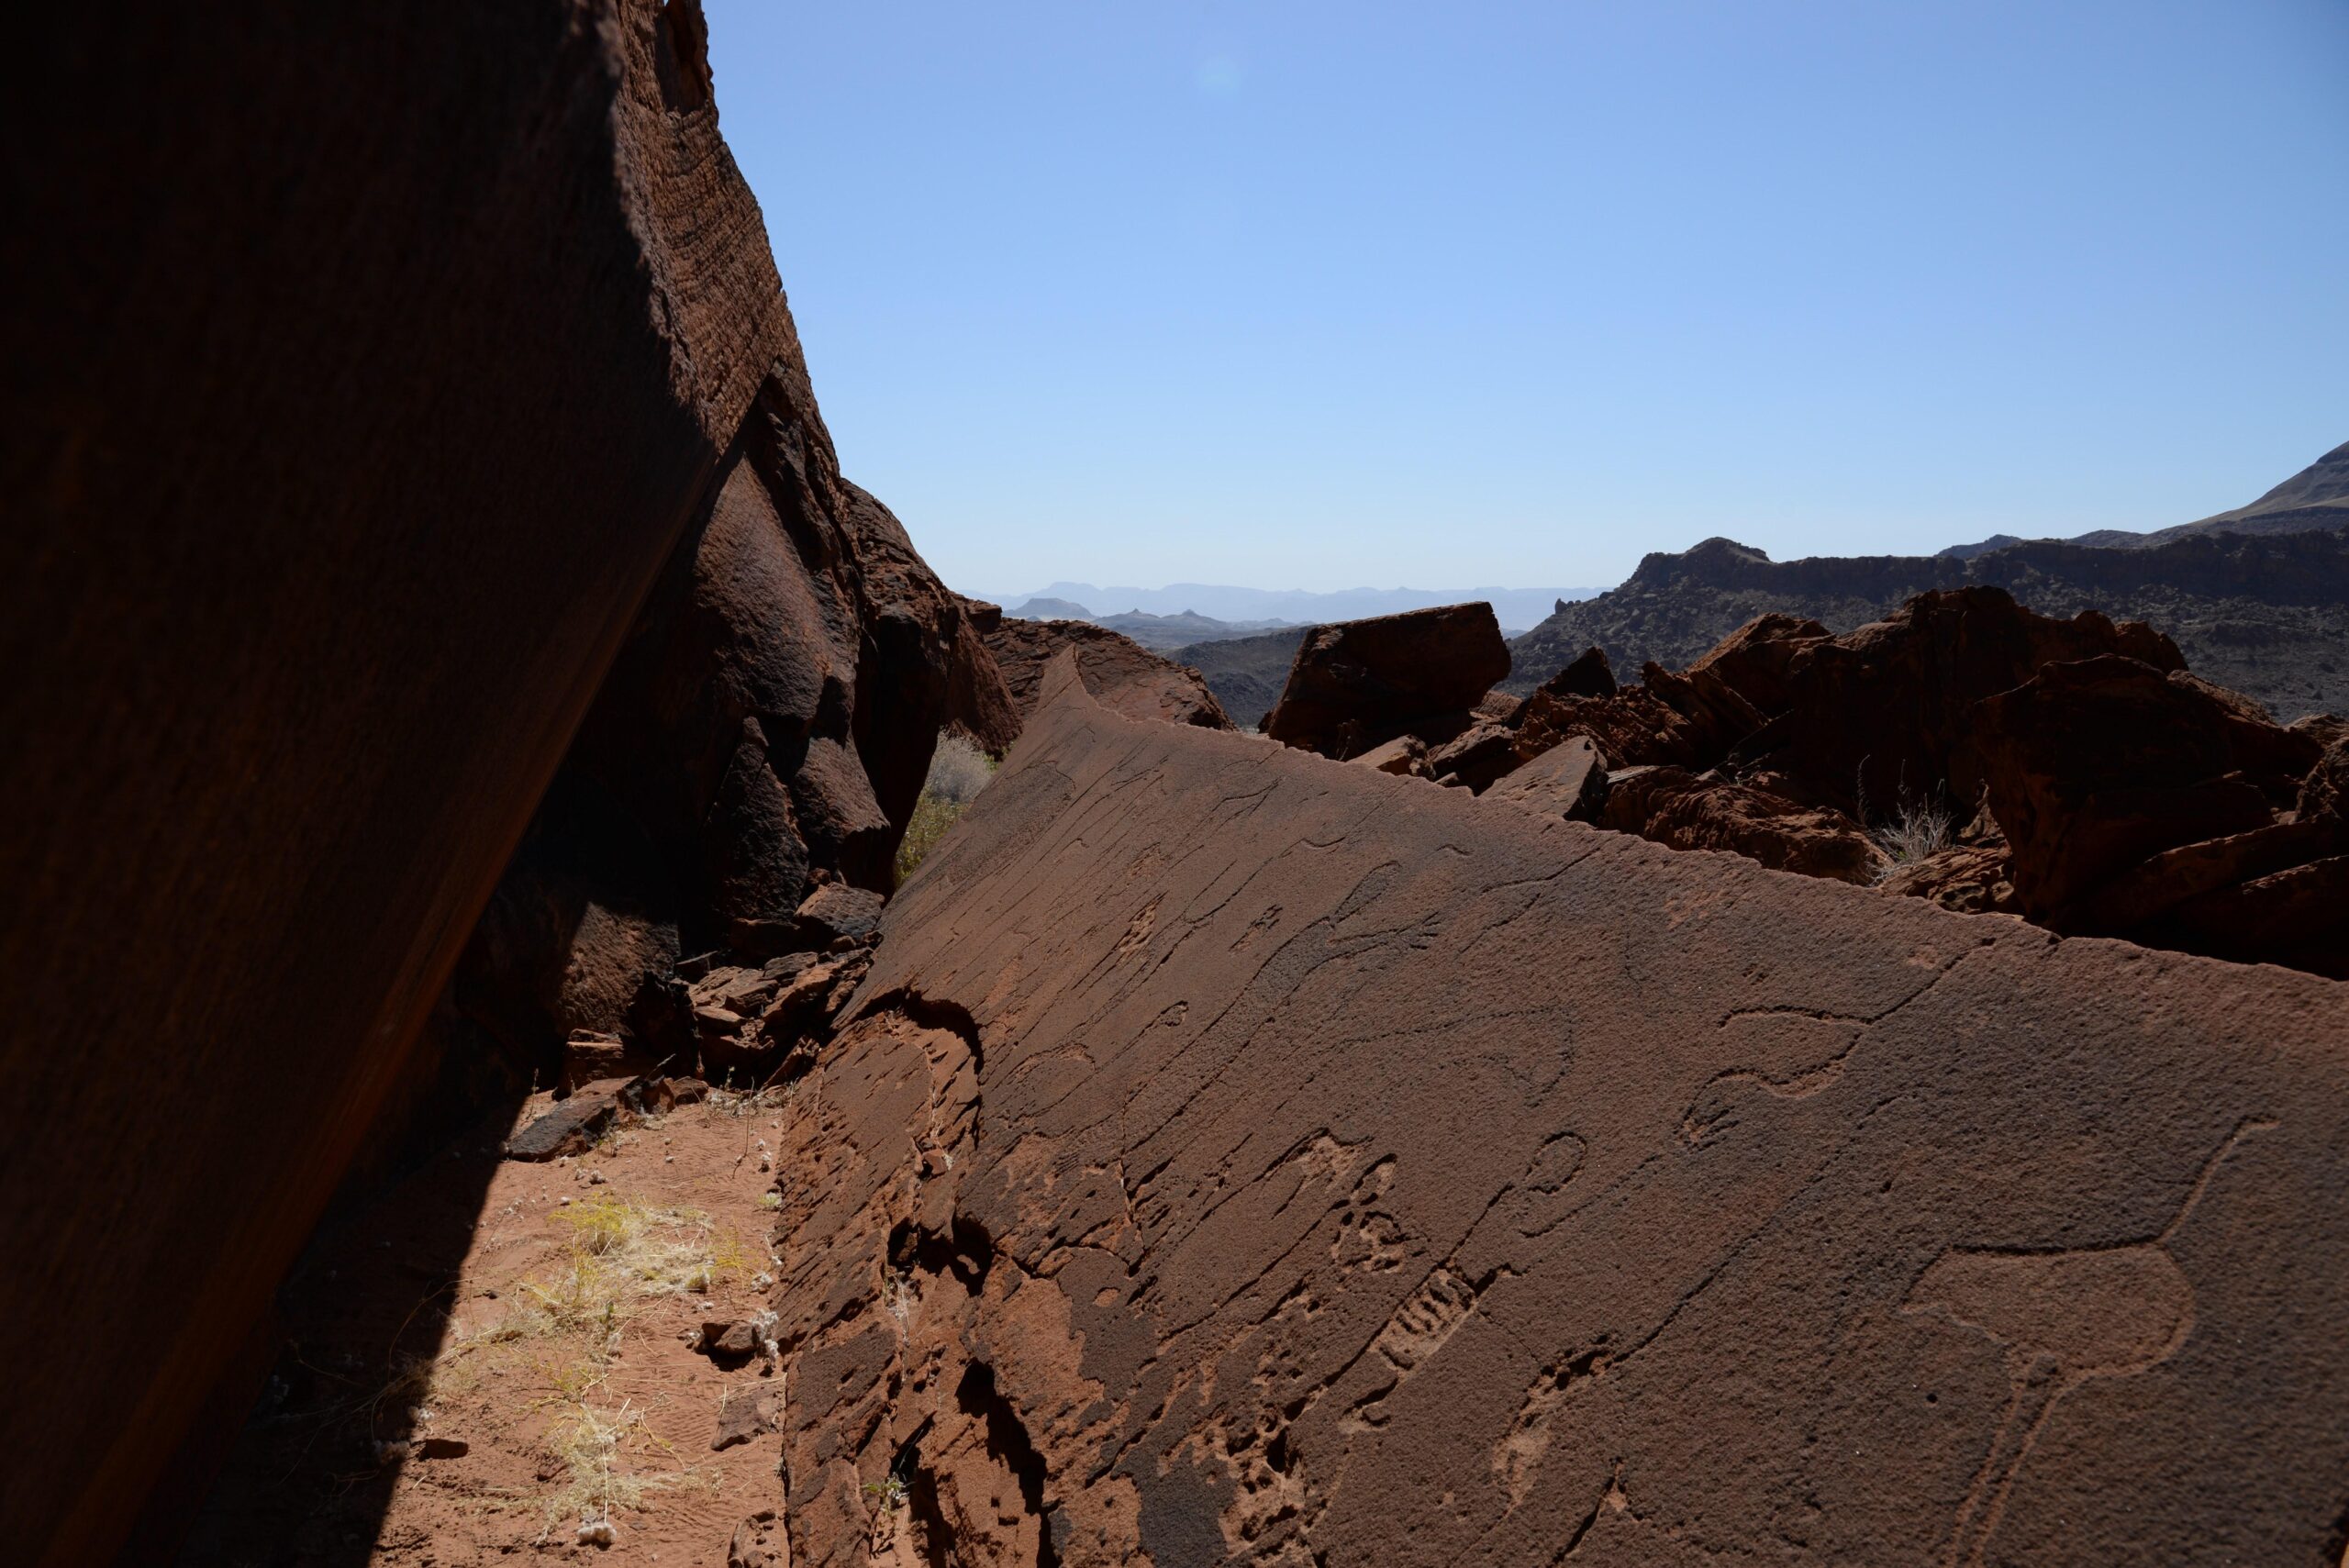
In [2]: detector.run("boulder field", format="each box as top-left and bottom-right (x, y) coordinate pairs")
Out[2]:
(1269, 591), (2346, 979)
(766, 662), (2349, 1565)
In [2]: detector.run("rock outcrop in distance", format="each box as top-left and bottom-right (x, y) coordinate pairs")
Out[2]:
(975, 602), (1235, 733)
(1287, 594), (2344, 979)
(1943, 437), (2349, 555)
(1509, 523), (2349, 721)
(763, 663), (2349, 1565)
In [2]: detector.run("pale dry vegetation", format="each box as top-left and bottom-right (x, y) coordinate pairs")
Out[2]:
(896, 731), (998, 884)
(1869, 797), (1954, 878)
(379, 1189), (744, 1540)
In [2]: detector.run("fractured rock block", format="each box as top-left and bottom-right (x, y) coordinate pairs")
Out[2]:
(1485, 736), (1608, 822)
(1266, 603), (1511, 758)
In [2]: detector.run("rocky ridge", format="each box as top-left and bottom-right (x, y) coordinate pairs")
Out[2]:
(1172, 627), (1313, 728)
(1509, 519), (2349, 720)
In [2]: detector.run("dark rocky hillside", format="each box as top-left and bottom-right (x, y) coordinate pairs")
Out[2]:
(1172, 626), (1311, 726)
(1508, 528), (2349, 720)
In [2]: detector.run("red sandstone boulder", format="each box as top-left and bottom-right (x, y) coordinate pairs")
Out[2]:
(1527, 644), (1620, 701)
(1511, 685), (1707, 770)
(1265, 603), (1511, 758)
(1976, 656), (2276, 917)
(1473, 688), (1521, 721)
(2165, 672), (2322, 804)
(3, 6), (850, 1550)
(1642, 659), (1768, 765)
(2148, 855), (2349, 980)
(2069, 817), (2341, 933)
(982, 614), (1233, 732)
(2300, 739), (2349, 825)
(1683, 612), (1831, 714)
(1350, 734), (1431, 777)
(2289, 712), (2347, 752)
(1426, 720), (1520, 791)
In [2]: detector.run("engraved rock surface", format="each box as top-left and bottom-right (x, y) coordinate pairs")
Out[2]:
(767, 673), (2349, 1567)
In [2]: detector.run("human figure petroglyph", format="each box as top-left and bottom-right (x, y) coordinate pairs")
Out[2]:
(1902, 1117), (2277, 1568)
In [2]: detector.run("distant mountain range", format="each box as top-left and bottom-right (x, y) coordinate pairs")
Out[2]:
(983, 581), (1596, 634)
(1508, 440), (2349, 722)
(995, 601), (1305, 652)
(989, 442), (2349, 728)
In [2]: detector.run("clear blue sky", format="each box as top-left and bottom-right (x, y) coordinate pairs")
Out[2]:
(704, 0), (2347, 594)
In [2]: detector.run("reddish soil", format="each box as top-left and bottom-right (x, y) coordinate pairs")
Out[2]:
(186, 1087), (798, 1565)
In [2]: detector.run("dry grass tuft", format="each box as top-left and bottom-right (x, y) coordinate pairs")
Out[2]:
(1870, 798), (1954, 878)
(506, 1378), (711, 1543)
(896, 732), (999, 884)
(476, 1195), (744, 1349)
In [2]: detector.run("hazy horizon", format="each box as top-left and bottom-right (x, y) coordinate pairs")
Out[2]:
(706, 0), (2347, 592)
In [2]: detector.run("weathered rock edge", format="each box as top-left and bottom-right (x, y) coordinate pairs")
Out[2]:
(776, 662), (2349, 1566)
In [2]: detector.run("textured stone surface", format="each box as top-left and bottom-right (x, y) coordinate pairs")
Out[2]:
(759, 675), (2349, 1566)
(984, 612), (1235, 733)
(0, 3), (807, 1555)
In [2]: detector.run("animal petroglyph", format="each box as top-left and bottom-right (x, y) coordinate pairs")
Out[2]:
(1680, 1010), (1869, 1148)
(1902, 1117), (2277, 1568)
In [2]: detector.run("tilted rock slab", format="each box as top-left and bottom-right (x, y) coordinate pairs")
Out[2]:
(1, 3), (813, 1554)
(768, 662), (2349, 1566)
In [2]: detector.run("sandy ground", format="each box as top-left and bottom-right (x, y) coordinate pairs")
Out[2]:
(184, 1084), (801, 1565)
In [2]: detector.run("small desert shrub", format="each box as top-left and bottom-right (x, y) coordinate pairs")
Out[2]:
(1871, 798), (1954, 870)
(925, 733), (996, 806)
(518, 1389), (708, 1543)
(479, 1195), (740, 1346)
(895, 732), (998, 884)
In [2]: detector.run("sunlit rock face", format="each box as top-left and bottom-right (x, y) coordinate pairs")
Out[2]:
(767, 668), (2349, 1567)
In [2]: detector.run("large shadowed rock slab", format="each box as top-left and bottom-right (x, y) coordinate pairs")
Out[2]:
(765, 675), (2349, 1567)
(1768, 586), (2186, 817)
(2, 3), (809, 1554)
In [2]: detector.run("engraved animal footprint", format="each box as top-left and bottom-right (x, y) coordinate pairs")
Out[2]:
(1902, 1118), (2275, 1568)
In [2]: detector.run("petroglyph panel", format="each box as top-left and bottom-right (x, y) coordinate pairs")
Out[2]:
(774, 675), (2349, 1566)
